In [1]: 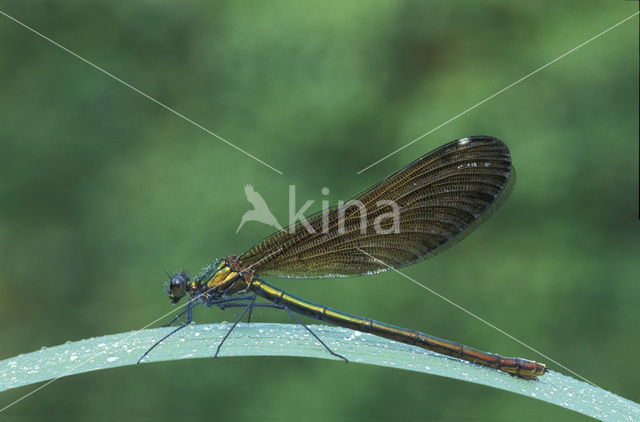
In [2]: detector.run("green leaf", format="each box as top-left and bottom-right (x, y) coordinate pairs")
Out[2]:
(1, 323), (638, 420)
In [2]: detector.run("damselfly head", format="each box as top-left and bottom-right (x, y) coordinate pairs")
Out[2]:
(167, 271), (191, 304)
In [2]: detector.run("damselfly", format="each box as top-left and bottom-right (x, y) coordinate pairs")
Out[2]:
(141, 136), (546, 380)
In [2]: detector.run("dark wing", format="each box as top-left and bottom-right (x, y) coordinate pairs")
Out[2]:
(240, 136), (514, 278)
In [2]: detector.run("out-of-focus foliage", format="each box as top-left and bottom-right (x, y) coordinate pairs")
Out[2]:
(0, 2), (637, 421)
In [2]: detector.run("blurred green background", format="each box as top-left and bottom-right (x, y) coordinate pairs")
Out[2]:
(1, 1), (638, 420)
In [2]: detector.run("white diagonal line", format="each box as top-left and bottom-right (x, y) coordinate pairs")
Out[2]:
(356, 11), (640, 174)
(357, 248), (601, 388)
(0, 279), (216, 413)
(0, 9), (283, 175)
(0, 247), (285, 413)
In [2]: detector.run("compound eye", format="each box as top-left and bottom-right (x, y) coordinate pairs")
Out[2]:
(167, 272), (190, 304)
